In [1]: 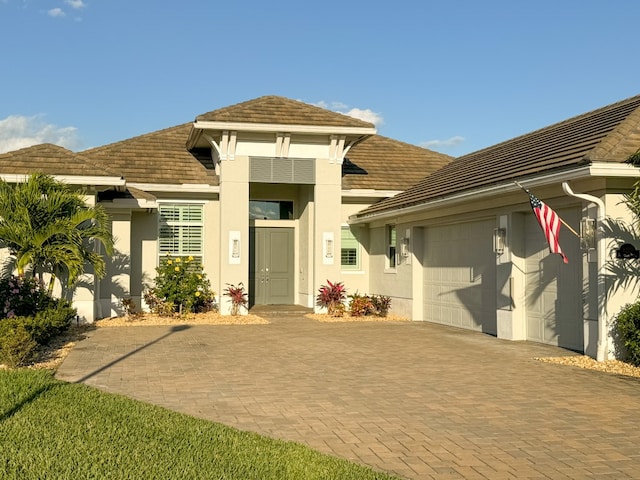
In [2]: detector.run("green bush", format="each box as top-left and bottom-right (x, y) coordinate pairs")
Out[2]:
(0, 320), (38, 368)
(614, 301), (640, 366)
(145, 256), (216, 315)
(0, 302), (76, 368)
(22, 302), (76, 344)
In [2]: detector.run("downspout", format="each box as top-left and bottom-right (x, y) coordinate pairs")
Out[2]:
(562, 182), (607, 361)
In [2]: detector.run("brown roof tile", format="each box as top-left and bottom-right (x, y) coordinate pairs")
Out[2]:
(82, 124), (218, 186)
(357, 94), (640, 218)
(196, 96), (375, 129)
(0, 143), (119, 178)
(342, 135), (453, 191)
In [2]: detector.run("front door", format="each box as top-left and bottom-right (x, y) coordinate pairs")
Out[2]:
(249, 227), (295, 306)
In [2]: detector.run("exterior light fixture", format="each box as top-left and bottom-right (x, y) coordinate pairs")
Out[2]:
(493, 228), (506, 254)
(580, 218), (596, 251)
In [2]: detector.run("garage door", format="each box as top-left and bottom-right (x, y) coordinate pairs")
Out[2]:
(423, 220), (497, 335)
(525, 207), (582, 351)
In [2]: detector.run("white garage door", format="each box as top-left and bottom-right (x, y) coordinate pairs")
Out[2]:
(423, 220), (497, 335)
(525, 207), (582, 351)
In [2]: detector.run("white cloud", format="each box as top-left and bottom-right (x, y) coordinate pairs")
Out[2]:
(0, 115), (81, 154)
(47, 7), (65, 17)
(342, 108), (384, 127)
(65, 0), (86, 9)
(420, 136), (465, 150)
(310, 100), (384, 127)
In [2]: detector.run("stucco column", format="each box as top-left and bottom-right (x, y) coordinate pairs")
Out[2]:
(218, 156), (249, 315)
(313, 159), (342, 311)
(100, 211), (132, 318)
(496, 213), (526, 340)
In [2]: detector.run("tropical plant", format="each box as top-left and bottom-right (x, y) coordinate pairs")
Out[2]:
(370, 294), (392, 317)
(145, 255), (216, 315)
(224, 282), (248, 316)
(316, 280), (347, 317)
(614, 301), (640, 367)
(348, 292), (374, 317)
(0, 173), (114, 292)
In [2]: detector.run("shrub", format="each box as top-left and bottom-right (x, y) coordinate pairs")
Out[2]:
(614, 301), (640, 366)
(371, 295), (392, 317)
(22, 301), (76, 345)
(348, 293), (374, 317)
(0, 275), (55, 319)
(316, 280), (347, 317)
(224, 283), (248, 316)
(145, 256), (216, 315)
(0, 320), (38, 368)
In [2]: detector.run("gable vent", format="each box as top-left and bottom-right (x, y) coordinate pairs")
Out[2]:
(250, 157), (315, 184)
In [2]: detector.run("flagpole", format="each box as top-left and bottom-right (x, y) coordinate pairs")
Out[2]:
(514, 181), (580, 238)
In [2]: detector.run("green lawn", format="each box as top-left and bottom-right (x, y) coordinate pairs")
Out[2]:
(1, 369), (398, 479)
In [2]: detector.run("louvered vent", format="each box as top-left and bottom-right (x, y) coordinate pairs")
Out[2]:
(250, 157), (315, 184)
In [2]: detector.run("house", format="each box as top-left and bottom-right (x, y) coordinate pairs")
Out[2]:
(0, 96), (452, 320)
(350, 94), (640, 360)
(1, 94), (639, 361)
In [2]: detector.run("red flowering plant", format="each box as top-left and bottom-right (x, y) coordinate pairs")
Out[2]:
(316, 280), (347, 317)
(223, 282), (248, 316)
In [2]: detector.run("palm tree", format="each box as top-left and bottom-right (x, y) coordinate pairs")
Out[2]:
(0, 173), (113, 293)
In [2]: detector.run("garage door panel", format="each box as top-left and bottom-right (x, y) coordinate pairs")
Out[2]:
(423, 220), (497, 335)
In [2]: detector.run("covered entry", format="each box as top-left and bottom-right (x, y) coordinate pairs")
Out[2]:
(422, 219), (497, 334)
(249, 227), (295, 306)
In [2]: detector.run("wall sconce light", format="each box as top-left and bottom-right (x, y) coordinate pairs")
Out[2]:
(493, 228), (506, 254)
(229, 231), (241, 264)
(580, 218), (596, 250)
(322, 232), (334, 265)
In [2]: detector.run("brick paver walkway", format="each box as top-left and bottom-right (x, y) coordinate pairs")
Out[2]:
(56, 316), (640, 479)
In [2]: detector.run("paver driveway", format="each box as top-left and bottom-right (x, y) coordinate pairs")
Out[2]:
(57, 316), (640, 479)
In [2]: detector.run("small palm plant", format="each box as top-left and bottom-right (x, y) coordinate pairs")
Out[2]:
(224, 282), (248, 316)
(316, 280), (347, 317)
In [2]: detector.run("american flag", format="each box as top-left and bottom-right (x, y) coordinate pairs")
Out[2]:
(529, 192), (568, 264)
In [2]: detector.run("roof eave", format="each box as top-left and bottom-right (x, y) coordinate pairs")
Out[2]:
(0, 174), (126, 189)
(192, 120), (376, 136)
(349, 163), (640, 225)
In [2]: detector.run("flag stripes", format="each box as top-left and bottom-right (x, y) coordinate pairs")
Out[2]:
(528, 192), (568, 264)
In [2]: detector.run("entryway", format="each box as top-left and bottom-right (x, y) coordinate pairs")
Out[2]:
(249, 227), (295, 306)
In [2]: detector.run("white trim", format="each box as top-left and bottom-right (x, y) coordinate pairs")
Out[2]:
(349, 164), (640, 224)
(0, 174), (125, 187)
(192, 121), (376, 136)
(342, 189), (403, 198)
(127, 183), (220, 194)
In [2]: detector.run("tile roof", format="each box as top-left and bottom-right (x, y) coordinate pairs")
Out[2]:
(342, 135), (453, 191)
(0, 143), (119, 178)
(356, 93), (640, 218)
(196, 96), (375, 129)
(82, 124), (218, 185)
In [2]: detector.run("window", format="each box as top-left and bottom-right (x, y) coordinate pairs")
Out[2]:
(386, 225), (397, 269)
(158, 204), (204, 263)
(249, 200), (294, 220)
(341, 226), (360, 270)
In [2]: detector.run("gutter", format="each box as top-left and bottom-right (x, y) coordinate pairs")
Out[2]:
(562, 182), (608, 362)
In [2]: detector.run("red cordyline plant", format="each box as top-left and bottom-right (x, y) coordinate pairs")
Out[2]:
(224, 282), (248, 316)
(316, 280), (347, 317)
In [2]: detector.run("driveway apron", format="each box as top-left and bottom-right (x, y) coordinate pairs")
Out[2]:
(57, 317), (640, 479)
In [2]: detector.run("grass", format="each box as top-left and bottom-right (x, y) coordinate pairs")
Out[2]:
(1, 369), (398, 479)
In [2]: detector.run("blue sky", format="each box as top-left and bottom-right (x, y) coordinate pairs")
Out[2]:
(1, 0), (639, 157)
